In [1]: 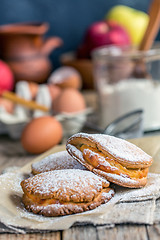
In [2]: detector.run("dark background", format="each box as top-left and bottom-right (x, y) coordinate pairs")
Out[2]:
(0, 0), (155, 68)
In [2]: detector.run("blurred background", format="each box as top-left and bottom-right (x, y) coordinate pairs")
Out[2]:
(0, 0), (153, 68)
(0, 0), (160, 156)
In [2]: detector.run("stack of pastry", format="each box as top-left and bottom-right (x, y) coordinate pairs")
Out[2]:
(21, 133), (153, 217)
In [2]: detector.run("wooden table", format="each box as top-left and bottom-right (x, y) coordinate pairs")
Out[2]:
(0, 135), (160, 240)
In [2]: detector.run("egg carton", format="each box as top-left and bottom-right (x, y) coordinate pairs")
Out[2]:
(0, 119), (28, 139)
(55, 108), (92, 138)
(0, 107), (29, 139)
(0, 79), (92, 139)
(0, 106), (92, 140)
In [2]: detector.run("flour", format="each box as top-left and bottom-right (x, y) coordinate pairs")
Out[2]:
(97, 79), (160, 131)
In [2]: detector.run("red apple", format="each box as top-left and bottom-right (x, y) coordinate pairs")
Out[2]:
(77, 20), (131, 58)
(0, 60), (14, 93)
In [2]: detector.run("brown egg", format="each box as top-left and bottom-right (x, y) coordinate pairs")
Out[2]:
(47, 84), (61, 101)
(53, 88), (86, 113)
(28, 82), (39, 99)
(48, 66), (82, 89)
(21, 116), (63, 154)
(0, 98), (14, 113)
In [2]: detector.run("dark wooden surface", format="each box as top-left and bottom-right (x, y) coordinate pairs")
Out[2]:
(0, 135), (160, 239)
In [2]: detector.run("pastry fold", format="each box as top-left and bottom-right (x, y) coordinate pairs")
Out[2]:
(31, 150), (86, 175)
(21, 169), (114, 217)
(66, 133), (153, 188)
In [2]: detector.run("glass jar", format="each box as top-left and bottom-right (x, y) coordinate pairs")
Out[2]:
(92, 44), (160, 132)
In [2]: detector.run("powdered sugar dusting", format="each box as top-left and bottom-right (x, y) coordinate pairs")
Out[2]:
(101, 189), (115, 203)
(0, 172), (23, 193)
(22, 169), (109, 202)
(68, 133), (152, 166)
(67, 144), (84, 160)
(99, 171), (142, 186)
(32, 151), (86, 173)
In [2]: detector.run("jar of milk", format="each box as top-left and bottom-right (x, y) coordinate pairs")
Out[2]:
(92, 45), (160, 131)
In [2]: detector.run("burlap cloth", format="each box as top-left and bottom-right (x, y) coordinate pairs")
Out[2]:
(0, 135), (160, 233)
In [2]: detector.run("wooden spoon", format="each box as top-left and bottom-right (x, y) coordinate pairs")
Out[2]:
(139, 0), (160, 51)
(133, 0), (160, 78)
(2, 91), (49, 112)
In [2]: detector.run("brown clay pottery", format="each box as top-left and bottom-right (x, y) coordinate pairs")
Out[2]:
(0, 22), (62, 83)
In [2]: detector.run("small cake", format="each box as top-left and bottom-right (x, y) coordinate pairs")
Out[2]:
(31, 150), (86, 175)
(66, 133), (153, 188)
(21, 169), (114, 217)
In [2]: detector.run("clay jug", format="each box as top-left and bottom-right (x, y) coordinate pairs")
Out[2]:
(0, 22), (62, 83)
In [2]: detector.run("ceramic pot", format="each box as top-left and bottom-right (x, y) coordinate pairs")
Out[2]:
(0, 22), (62, 83)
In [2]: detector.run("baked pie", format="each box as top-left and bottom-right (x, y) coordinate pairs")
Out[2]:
(66, 133), (153, 188)
(31, 150), (86, 175)
(21, 169), (114, 216)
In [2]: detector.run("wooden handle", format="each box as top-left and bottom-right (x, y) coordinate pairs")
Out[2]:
(139, 0), (160, 51)
(2, 91), (49, 112)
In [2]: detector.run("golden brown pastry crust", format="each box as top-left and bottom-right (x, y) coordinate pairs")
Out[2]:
(21, 169), (114, 217)
(66, 133), (153, 188)
(22, 187), (114, 217)
(31, 150), (86, 175)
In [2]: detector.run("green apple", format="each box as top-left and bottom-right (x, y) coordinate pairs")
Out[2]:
(106, 5), (149, 46)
